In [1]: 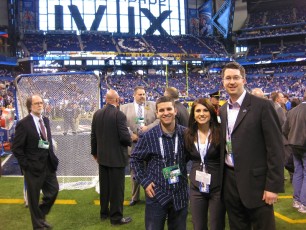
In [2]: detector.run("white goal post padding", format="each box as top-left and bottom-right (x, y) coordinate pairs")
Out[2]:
(15, 72), (101, 190)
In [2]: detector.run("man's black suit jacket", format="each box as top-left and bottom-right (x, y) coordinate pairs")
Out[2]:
(175, 101), (189, 127)
(12, 114), (58, 177)
(91, 104), (131, 167)
(219, 93), (284, 209)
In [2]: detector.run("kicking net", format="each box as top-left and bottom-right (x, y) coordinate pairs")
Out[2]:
(15, 72), (101, 190)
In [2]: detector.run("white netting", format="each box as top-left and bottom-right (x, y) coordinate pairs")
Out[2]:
(15, 72), (100, 190)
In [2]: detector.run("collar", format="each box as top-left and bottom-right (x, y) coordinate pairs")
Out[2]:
(157, 123), (178, 138)
(134, 101), (144, 107)
(228, 90), (246, 107)
(30, 113), (43, 122)
(274, 102), (282, 107)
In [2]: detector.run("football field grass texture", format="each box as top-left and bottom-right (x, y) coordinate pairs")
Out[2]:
(0, 174), (306, 230)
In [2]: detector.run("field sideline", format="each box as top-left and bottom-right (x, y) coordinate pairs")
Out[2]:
(1, 173), (306, 230)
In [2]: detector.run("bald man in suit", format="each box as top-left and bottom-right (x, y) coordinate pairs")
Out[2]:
(91, 89), (132, 225)
(120, 86), (159, 206)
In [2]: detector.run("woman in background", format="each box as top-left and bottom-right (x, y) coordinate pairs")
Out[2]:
(185, 98), (225, 230)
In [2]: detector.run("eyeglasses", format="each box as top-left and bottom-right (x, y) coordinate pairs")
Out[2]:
(223, 76), (244, 82)
(32, 102), (44, 106)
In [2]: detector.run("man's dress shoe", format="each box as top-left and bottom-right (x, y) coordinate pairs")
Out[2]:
(129, 200), (139, 206)
(111, 217), (132, 225)
(42, 221), (52, 229)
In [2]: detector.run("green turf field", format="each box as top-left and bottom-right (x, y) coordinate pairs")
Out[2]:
(0, 173), (305, 230)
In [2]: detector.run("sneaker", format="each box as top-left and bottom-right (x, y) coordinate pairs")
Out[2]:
(293, 200), (301, 209)
(298, 204), (306, 213)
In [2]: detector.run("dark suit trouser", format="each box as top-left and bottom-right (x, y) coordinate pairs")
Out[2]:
(24, 163), (59, 230)
(190, 183), (225, 230)
(99, 165), (125, 222)
(223, 166), (276, 230)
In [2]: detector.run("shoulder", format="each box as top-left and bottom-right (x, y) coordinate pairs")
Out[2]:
(120, 103), (132, 109)
(176, 124), (186, 134)
(142, 124), (160, 137)
(220, 103), (227, 111)
(43, 116), (50, 122)
(117, 109), (127, 118)
(18, 114), (32, 123)
(16, 115), (32, 129)
(146, 101), (156, 106)
(288, 104), (304, 116)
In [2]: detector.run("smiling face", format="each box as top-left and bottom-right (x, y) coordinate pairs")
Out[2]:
(194, 103), (211, 126)
(156, 101), (177, 129)
(222, 68), (246, 102)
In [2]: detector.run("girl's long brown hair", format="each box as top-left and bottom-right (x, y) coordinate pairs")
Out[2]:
(184, 98), (220, 152)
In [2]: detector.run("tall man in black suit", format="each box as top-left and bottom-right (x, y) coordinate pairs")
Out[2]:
(283, 91), (306, 213)
(12, 94), (59, 230)
(91, 89), (132, 225)
(219, 62), (284, 229)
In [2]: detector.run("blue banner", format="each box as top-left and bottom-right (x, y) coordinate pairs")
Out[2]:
(22, 0), (36, 30)
(188, 9), (199, 35)
(198, 0), (213, 36)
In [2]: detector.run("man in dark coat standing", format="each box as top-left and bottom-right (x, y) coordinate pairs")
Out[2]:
(12, 94), (59, 230)
(283, 91), (306, 213)
(164, 87), (189, 127)
(91, 89), (132, 225)
(219, 62), (284, 230)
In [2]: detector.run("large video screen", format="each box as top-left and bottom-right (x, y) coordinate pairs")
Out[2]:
(38, 0), (186, 35)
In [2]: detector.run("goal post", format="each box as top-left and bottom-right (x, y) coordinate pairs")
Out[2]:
(15, 72), (101, 190)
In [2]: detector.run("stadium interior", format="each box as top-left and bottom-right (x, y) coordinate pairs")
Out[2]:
(0, 1), (305, 229)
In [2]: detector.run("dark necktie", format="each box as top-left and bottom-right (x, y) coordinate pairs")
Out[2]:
(39, 119), (47, 140)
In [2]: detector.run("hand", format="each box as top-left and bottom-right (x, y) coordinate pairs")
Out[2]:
(262, 190), (278, 205)
(140, 125), (149, 133)
(131, 133), (138, 142)
(145, 182), (155, 198)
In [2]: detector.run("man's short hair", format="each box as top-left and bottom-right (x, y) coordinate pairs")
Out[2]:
(164, 87), (179, 99)
(271, 91), (281, 102)
(156, 96), (175, 110)
(133, 86), (145, 94)
(221, 62), (246, 79)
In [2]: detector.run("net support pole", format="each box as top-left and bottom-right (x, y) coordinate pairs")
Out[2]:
(186, 62), (189, 97)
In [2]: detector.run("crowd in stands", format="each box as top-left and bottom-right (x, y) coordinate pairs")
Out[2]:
(173, 35), (213, 55)
(237, 5), (306, 41)
(238, 25), (306, 40)
(45, 33), (80, 52)
(1, 63), (305, 106)
(0, 80), (15, 109)
(245, 7), (306, 29)
(236, 41), (306, 62)
(143, 35), (182, 53)
(21, 32), (227, 57)
(22, 33), (45, 56)
(81, 32), (117, 52)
